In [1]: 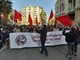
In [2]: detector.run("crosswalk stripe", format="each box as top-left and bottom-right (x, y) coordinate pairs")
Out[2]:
(0, 45), (6, 52)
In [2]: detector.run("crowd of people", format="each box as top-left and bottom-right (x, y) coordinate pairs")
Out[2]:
(0, 24), (80, 59)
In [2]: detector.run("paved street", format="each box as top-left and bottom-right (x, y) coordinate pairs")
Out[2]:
(0, 45), (80, 60)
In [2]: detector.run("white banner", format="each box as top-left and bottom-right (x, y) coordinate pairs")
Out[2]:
(10, 31), (67, 49)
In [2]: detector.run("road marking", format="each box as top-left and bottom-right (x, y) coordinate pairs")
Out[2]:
(0, 45), (6, 52)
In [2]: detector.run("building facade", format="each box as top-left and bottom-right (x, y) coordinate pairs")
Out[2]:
(22, 5), (43, 25)
(55, 0), (80, 26)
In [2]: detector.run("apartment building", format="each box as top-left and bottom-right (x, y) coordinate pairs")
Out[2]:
(22, 5), (43, 25)
(55, 0), (80, 26)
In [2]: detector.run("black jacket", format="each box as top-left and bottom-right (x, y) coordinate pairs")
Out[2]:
(63, 30), (77, 43)
(37, 25), (47, 42)
(77, 27), (80, 37)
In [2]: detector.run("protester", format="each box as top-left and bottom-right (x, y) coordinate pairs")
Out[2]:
(28, 26), (33, 32)
(2, 28), (9, 45)
(62, 25), (78, 59)
(74, 26), (80, 56)
(13, 26), (20, 32)
(76, 26), (80, 44)
(0, 28), (3, 48)
(37, 25), (48, 56)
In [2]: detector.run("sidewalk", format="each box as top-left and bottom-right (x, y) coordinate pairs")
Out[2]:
(0, 45), (80, 60)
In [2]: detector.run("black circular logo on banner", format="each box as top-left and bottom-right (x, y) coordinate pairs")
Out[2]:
(15, 35), (27, 46)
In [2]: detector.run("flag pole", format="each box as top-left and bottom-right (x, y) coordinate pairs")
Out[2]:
(12, 10), (15, 25)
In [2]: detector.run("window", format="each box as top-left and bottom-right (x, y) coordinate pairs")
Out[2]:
(60, 3), (64, 12)
(61, 3), (64, 11)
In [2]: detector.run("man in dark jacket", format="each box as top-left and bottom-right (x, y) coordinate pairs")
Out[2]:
(38, 25), (48, 56)
(76, 27), (80, 43)
(0, 29), (3, 48)
(63, 26), (77, 59)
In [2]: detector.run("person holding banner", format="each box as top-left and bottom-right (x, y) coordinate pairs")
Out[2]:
(37, 25), (48, 56)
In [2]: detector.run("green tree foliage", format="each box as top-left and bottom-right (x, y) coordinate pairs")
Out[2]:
(0, 0), (12, 13)
(40, 10), (46, 25)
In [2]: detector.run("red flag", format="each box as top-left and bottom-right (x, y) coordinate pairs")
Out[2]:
(36, 16), (38, 25)
(48, 10), (54, 21)
(56, 15), (73, 26)
(28, 13), (33, 27)
(14, 10), (22, 23)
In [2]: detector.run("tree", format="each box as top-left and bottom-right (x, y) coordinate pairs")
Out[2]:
(0, 0), (12, 26)
(0, 0), (12, 13)
(40, 10), (46, 25)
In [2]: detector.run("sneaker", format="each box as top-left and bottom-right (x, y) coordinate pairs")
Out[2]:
(66, 55), (73, 59)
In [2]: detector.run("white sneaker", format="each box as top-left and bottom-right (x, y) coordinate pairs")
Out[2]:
(66, 54), (73, 59)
